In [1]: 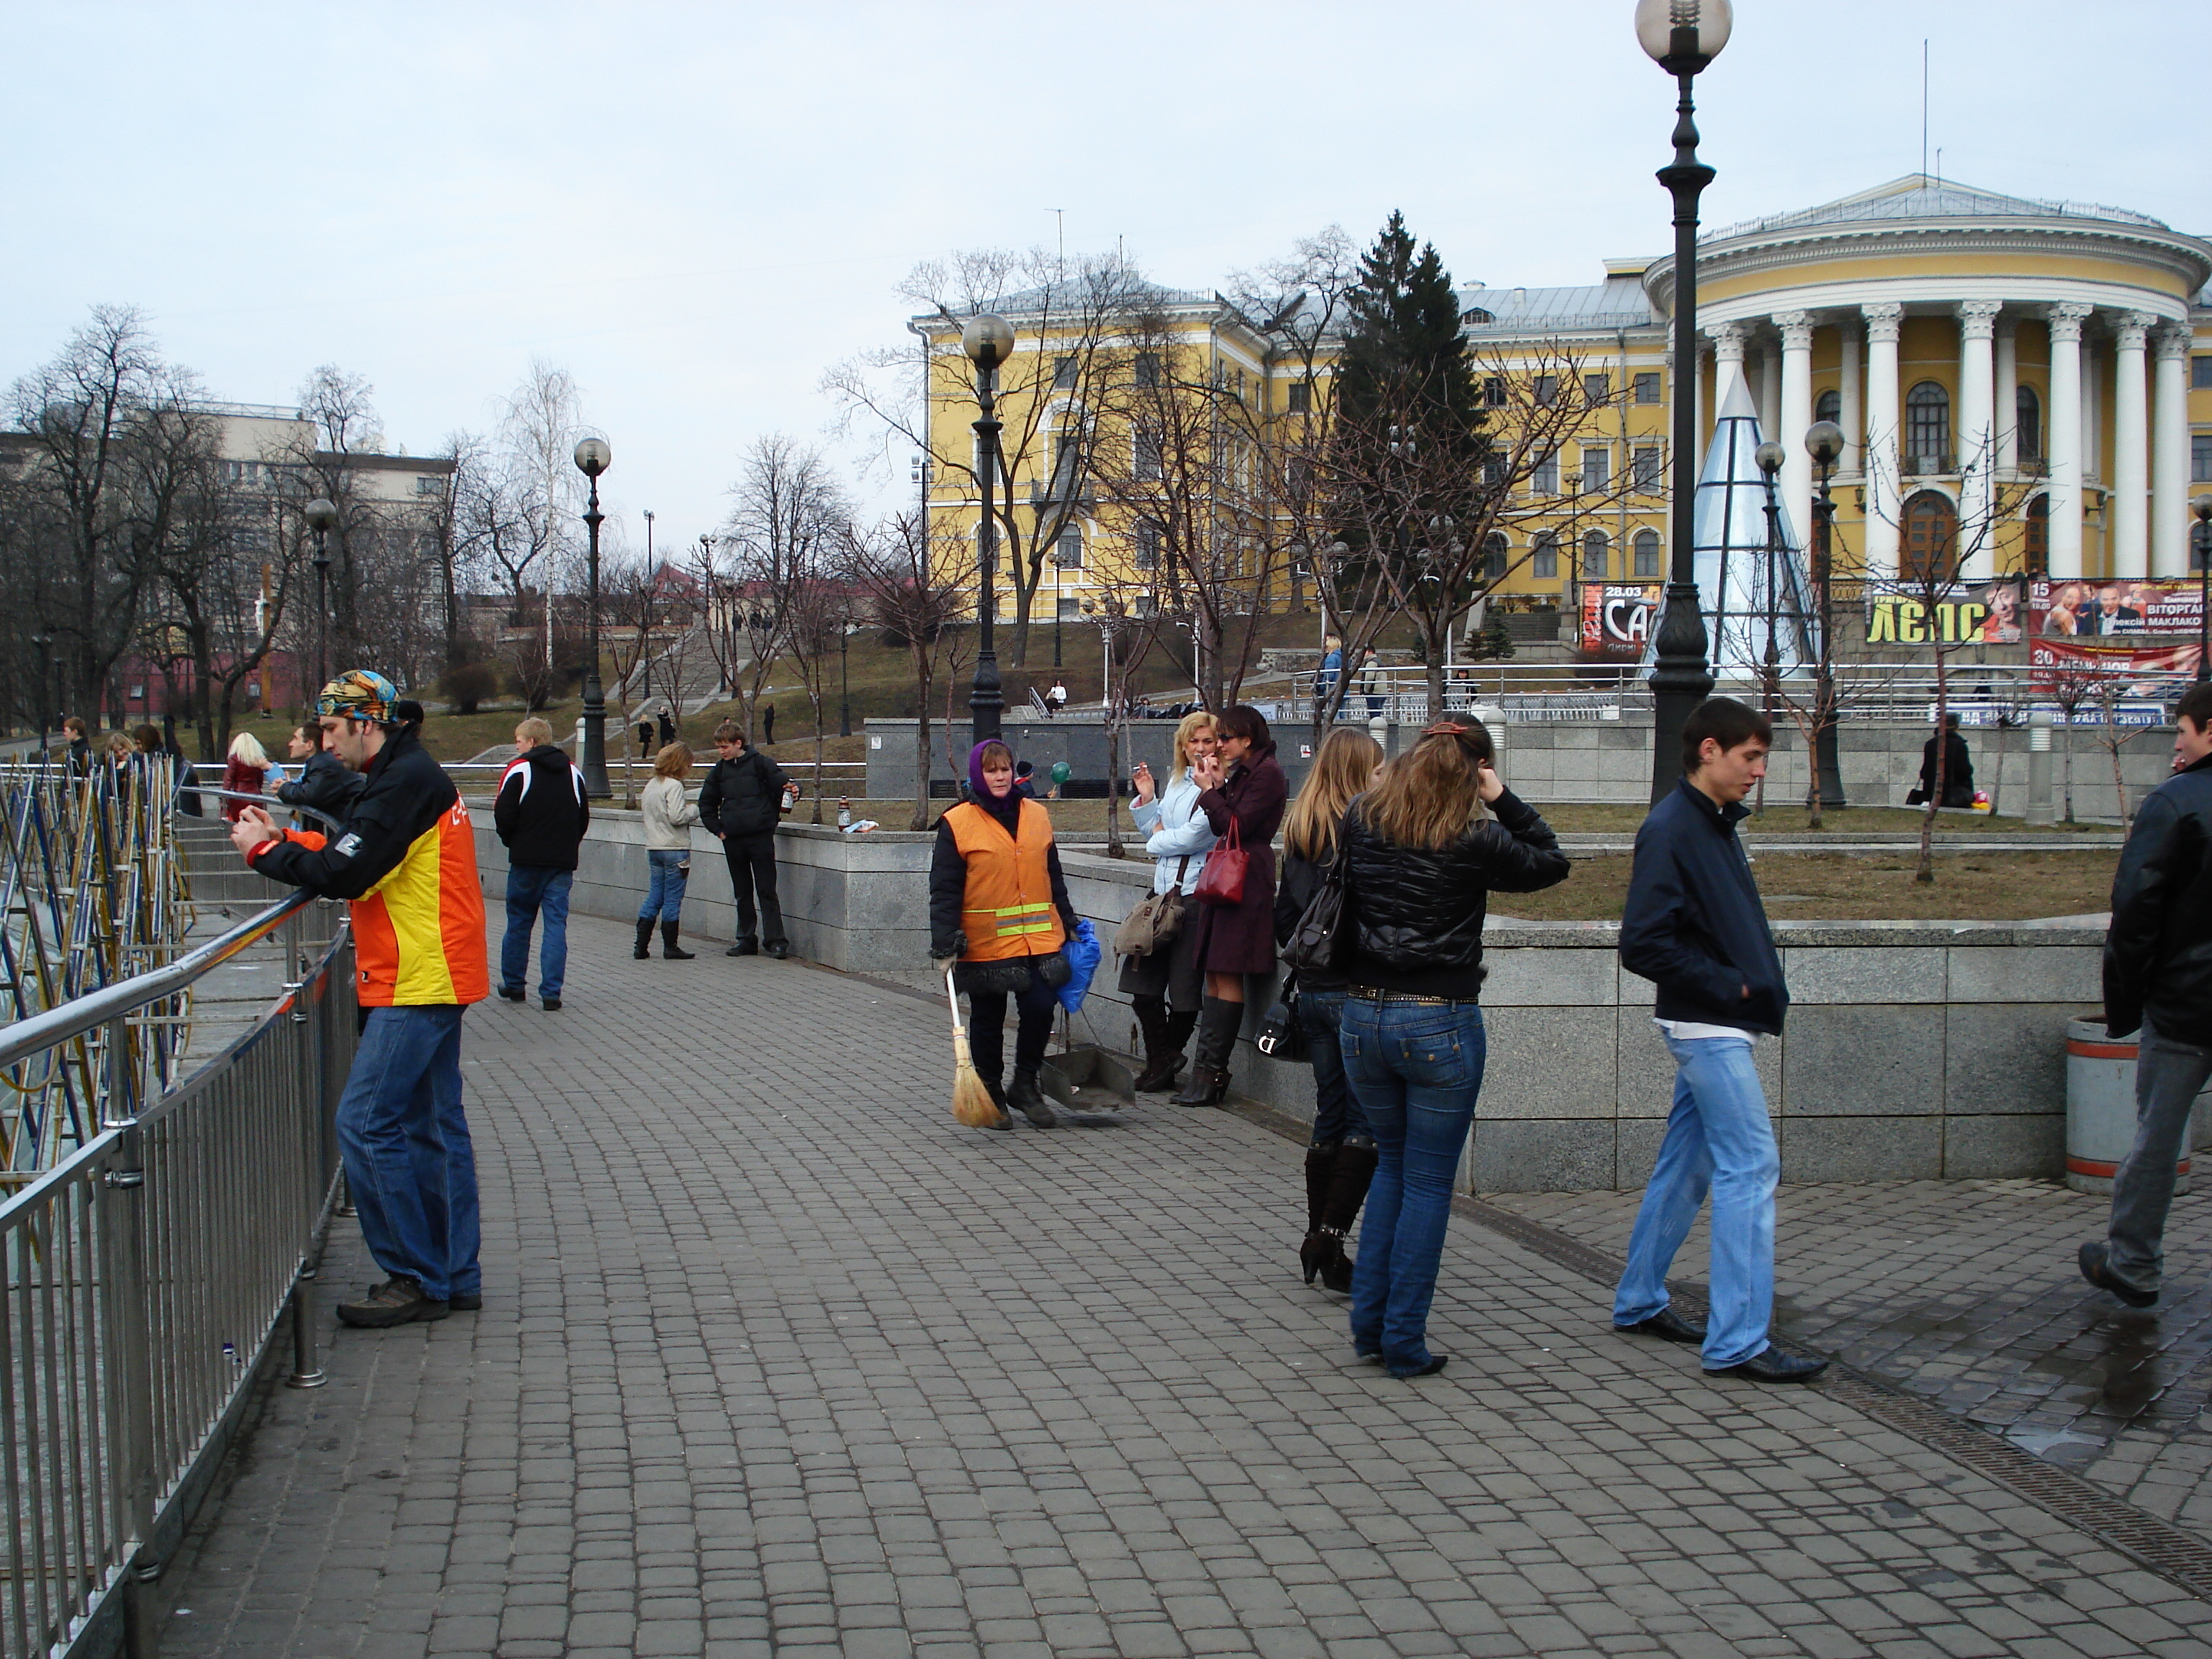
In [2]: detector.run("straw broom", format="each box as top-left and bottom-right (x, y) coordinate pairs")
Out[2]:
(945, 966), (1008, 1129)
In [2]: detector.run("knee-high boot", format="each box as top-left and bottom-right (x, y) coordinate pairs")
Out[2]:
(1300, 1143), (1340, 1284)
(634, 917), (655, 960)
(1314, 1138), (1380, 1293)
(1171, 997), (1241, 1107)
(1132, 997), (1184, 1093)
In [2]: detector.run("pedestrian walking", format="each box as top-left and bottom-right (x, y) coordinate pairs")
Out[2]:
(228, 668), (488, 1328)
(1355, 648), (1385, 719)
(1174, 704), (1289, 1107)
(222, 730), (273, 820)
(636, 715), (654, 757)
(277, 719), (367, 821)
(493, 716), (590, 1012)
(761, 703), (776, 746)
(700, 719), (794, 958)
(1613, 697), (1825, 1383)
(929, 739), (1079, 1129)
(1337, 720), (1568, 1377)
(1313, 633), (1344, 707)
(2078, 681), (2212, 1308)
(636, 742), (701, 961)
(1122, 710), (1220, 1093)
(1274, 725), (1385, 1290)
(657, 708), (676, 748)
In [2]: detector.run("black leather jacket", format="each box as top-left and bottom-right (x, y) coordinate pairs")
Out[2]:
(1341, 788), (1570, 998)
(2104, 752), (2212, 1043)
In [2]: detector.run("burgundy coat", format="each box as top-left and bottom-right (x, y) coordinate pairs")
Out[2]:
(1192, 750), (1287, 975)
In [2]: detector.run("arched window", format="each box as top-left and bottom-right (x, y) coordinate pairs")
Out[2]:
(1532, 531), (1558, 580)
(1582, 530), (1609, 581)
(1901, 490), (1959, 582)
(1905, 382), (1951, 473)
(2017, 385), (2042, 464)
(2023, 493), (2049, 577)
(1633, 528), (1661, 578)
(1814, 389), (1841, 426)
(1483, 533), (1509, 580)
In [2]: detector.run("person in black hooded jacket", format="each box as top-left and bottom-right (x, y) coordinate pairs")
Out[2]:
(493, 716), (589, 1009)
(1336, 719), (1568, 1379)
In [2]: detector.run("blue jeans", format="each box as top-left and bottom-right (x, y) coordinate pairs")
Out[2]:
(1613, 1033), (1779, 1370)
(336, 1005), (479, 1300)
(502, 864), (572, 998)
(638, 849), (689, 923)
(1296, 987), (1369, 1144)
(1341, 998), (1486, 1376)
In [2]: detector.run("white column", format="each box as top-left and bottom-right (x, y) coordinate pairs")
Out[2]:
(1838, 318), (1862, 475)
(2153, 323), (2192, 577)
(1776, 310), (1815, 547)
(1995, 317), (2019, 472)
(1711, 320), (1747, 413)
(1758, 341), (1781, 440)
(1956, 300), (2001, 577)
(2046, 303), (2090, 580)
(1863, 302), (1904, 577)
(2113, 310), (2152, 577)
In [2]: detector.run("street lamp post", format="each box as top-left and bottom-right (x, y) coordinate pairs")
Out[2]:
(1053, 554), (1064, 670)
(963, 314), (1015, 745)
(839, 618), (853, 738)
(305, 498), (338, 698)
(1753, 442), (1786, 732)
(1806, 421), (1848, 806)
(641, 508), (655, 705)
(2193, 495), (2212, 683)
(1637, 0), (1732, 802)
(573, 437), (613, 799)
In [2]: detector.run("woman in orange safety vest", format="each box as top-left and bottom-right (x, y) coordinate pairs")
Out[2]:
(930, 739), (1079, 1129)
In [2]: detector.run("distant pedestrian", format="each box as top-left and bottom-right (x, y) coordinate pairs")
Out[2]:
(1354, 648), (1385, 719)
(1123, 711), (1220, 1092)
(657, 709), (676, 748)
(1275, 725), (1385, 1291)
(761, 703), (776, 746)
(1613, 698), (1825, 1384)
(493, 716), (590, 1012)
(277, 719), (366, 821)
(1313, 633), (1344, 707)
(2078, 682), (2212, 1310)
(1912, 712), (1975, 809)
(1046, 680), (1069, 715)
(222, 731), (272, 821)
(636, 743), (701, 961)
(637, 716), (654, 756)
(930, 739), (1079, 1128)
(1012, 760), (1039, 799)
(63, 716), (91, 776)
(699, 719), (794, 958)
(1336, 720), (1567, 1377)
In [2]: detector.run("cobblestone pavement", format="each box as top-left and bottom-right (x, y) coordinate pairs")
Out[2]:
(1483, 1176), (2212, 1540)
(158, 914), (2212, 1658)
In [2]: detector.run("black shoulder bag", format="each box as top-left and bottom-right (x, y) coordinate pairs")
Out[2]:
(1280, 812), (1356, 979)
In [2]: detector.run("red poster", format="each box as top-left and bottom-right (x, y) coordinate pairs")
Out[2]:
(2028, 635), (2203, 692)
(2030, 578), (2206, 638)
(1579, 584), (1661, 659)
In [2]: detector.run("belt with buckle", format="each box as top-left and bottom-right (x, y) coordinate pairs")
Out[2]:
(1348, 986), (1480, 1006)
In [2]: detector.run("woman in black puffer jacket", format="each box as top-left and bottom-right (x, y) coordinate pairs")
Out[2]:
(1338, 719), (1568, 1379)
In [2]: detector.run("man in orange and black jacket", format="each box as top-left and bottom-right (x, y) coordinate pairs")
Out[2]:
(230, 669), (489, 1329)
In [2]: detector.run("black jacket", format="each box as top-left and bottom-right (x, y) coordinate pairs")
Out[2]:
(493, 744), (590, 870)
(1919, 731), (1975, 806)
(249, 726), (456, 902)
(1339, 788), (1570, 999)
(2103, 752), (2212, 1042)
(1620, 778), (1788, 1035)
(276, 747), (367, 821)
(698, 746), (791, 838)
(1276, 842), (1354, 991)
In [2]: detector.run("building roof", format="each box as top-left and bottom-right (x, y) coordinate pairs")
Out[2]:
(1706, 174), (2172, 242)
(1457, 275), (1654, 333)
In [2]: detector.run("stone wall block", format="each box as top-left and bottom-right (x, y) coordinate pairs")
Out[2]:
(1781, 1005), (1943, 1115)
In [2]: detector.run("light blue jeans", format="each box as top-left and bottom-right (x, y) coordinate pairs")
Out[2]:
(336, 1005), (479, 1301)
(1340, 998), (1486, 1376)
(638, 848), (689, 923)
(501, 864), (572, 999)
(1613, 1032), (1779, 1370)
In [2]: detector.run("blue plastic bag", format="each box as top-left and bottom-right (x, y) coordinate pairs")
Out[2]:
(1058, 917), (1101, 1015)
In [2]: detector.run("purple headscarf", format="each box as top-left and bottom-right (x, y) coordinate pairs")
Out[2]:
(966, 739), (1023, 832)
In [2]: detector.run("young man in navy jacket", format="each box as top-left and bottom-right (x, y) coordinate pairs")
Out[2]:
(1611, 698), (1826, 1384)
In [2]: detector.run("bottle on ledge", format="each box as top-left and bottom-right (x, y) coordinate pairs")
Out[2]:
(837, 796), (851, 829)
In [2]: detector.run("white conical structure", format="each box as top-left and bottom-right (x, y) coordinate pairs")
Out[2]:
(1650, 375), (1819, 683)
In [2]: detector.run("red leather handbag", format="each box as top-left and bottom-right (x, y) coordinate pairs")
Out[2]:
(1193, 816), (1247, 907)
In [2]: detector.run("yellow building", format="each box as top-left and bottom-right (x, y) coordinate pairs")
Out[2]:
(915, 176), (2212, 619)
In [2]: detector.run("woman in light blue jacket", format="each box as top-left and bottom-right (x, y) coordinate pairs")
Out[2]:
(1119, 710), (1219, 1093)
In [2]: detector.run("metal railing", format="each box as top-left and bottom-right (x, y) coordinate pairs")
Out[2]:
(0, 884), (354, 1659)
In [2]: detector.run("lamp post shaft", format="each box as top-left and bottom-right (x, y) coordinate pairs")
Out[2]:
(839, 625), (852, 737)
(2195, 508), (2211, 683)
(1647, 38), (1717, 803)
(580, 477), (611, 798)
(1812, 465), (1848, 806)
(312, 539), (329, 698)
(970, 368), (1004, 745)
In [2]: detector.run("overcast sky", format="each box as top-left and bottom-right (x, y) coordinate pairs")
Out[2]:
(4, 1), (2206, 552)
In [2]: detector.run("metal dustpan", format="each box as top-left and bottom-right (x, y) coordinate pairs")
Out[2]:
(1038, 1043), (1134, 1125)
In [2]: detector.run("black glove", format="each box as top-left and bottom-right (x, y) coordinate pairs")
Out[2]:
(931, 929), (968, 961)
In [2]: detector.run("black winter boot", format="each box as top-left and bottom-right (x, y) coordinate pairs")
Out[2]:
(1006, 1068), (1057, 1128)
(1314, 1139), (1380, 1293)
(634, 918), (655, 959)
(1131, 997), (1185, 1093)
(1300, 1143), (1340, 1284)
(660, 921), (695, 961)
(1171, 997), (1241, 1107)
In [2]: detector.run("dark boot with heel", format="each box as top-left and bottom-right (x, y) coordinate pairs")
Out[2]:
(1131, 997), (1187, 1093)
(1313, 1139), (1379, 1293)
(1171, 997), (1241, 1107)
(634, 918), (655, 960)
(661, 921), (694, 961)
(1300, 1143), (1339, 1284)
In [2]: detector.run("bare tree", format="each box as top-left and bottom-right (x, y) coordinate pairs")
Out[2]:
(782, 573), (846, 823)
(721, 435), (849, 743)
(840, 511), (966, 830)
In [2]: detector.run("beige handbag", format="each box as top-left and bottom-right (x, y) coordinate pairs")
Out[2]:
(1113, 857), (1189, 956)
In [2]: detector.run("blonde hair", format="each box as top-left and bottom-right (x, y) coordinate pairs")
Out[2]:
(1360, 722), (1496, 851)
(516, 716), (553, 745)
(227, 731), (269, 768)
(1283, 727), (1384, 860)
(1169, 710), (1217, 776)
(654, 742), (693, 778)
(106, 732), (135, 761)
